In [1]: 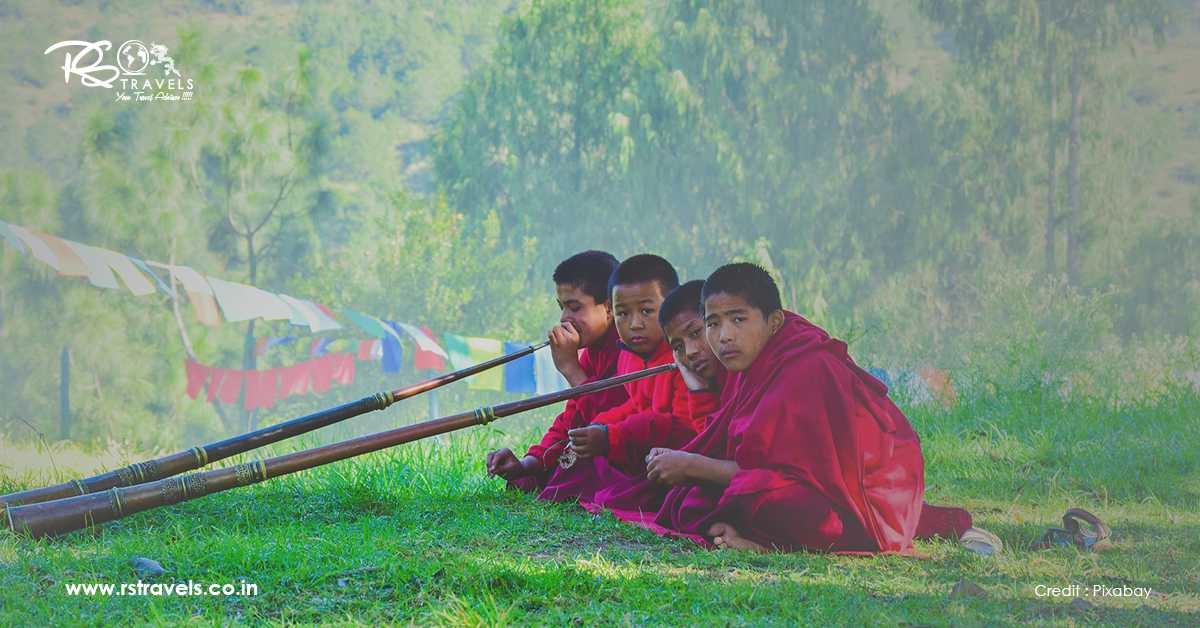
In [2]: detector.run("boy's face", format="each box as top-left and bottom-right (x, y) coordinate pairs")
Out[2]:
(556, 283), (612, 348)
(703, 292), (783, 372)
(612, 280), (667, 356)
(664, 310), (720, 384)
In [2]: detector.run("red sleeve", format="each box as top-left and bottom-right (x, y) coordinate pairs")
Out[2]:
(589, 395), (638, 427)
(577, 347), (597, 378)
(685, 389), (720, 429)
(605, 413), (681, 466)
(525, 405), (577, 469)
(525, 374), (630, 468)
(659, 370), (719, 430)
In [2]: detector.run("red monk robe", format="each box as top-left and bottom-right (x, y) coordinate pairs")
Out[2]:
(588, 340), (721, 469)
(513, 325), (627, 489)
(577, 312), (928, 554)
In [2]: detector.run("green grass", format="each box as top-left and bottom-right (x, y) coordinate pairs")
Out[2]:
(1, 390), (1199, 626)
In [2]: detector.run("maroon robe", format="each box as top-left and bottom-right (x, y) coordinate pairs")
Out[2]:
(564, 312), (931, 553)
(510, 325), (627, 491)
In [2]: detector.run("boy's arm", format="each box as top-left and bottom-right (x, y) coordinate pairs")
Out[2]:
(525, 405), (579, 469)
(589, 395), (637, 427)
(677, 382), (721, 430)
(645, 448), (739, 487)
(549, 323), (588, 386)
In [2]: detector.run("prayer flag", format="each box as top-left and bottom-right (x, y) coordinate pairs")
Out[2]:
(0, 220), (27, 254)
(185, 359), (210, 400)
(216, 369), (244, 405)
(40, 233), (89, 277)
(102, 251), (156, 296)
(465, 336), (503, 391)
(310, 337), (333, 357)
(165, 265), (221, 327)
(396, 322), (449, 359)
(8, 225), (57, 268)
(503, 341), (537, 394)
(279, 294), (342, 332)
(441, 333), (471, 371)
(279, 362), (311, 398)
(534, 347), (568, 394)
(261, 368), (280, 408)
(332, 353), (356, 386)
(380, 321), (405, 373)
(412, 325), (447, 371)
(66, 241), (121, 289)
(244, 370), (261, 410)
(207, 276), (293, 322)
(357, 339), (381, 361)
(206, 368), (226, 402)
(244, 369), (279, 410)
(343, 308), (390, 339)
(267, 336), (296, 350)
(131, 258), (174, 297)
(310, 354), (336, 393)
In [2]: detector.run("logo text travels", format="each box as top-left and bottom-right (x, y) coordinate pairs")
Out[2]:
(44, 39), (196, 103)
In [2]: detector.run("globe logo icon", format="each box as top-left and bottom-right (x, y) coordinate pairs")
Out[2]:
(116, 40), (150, 75)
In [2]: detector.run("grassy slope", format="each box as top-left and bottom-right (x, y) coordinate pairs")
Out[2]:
(1, 390), (1198, 626)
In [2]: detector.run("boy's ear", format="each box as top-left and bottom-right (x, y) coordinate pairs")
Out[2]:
(602, 301), (613, 319)
(766, 309), (785, 336)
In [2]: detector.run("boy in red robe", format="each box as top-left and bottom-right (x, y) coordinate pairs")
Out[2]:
(486, 250), (626, 488)
(556, 257), (721, 473)
(538, 280), (726, 501)
(583, 263), (970, 553)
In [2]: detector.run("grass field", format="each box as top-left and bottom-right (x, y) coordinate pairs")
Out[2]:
(1, 389), (1198, 626)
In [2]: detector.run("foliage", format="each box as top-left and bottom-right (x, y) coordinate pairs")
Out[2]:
(0, 0), (1197, 449)
(1, 388), (1199, 624)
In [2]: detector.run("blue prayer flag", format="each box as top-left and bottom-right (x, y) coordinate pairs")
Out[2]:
(381, 320), (406, 373)
(502, 341), (537, 394)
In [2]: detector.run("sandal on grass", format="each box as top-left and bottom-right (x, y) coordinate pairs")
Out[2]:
(959, 527), (1003, 556)
(1033, 508), (1112, 551)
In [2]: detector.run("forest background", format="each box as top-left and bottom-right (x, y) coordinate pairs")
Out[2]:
(1, 0), (1198, 454)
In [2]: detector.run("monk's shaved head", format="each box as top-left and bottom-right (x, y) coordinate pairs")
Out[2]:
(700, 263), (782, 317)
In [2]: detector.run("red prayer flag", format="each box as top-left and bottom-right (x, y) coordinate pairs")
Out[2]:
(243, 370), (261, 410)
(185, 359), (210, 400)
(310, 354), (336, 393)
(206, 368), (226, 402)
(332, 352), (356, 386)
(260, 368), (279, 408)
(217, 369), (244, 405)
(414, 325), (446, 371)
(244, 369), (279, 410)
(279, 362), (311, 398)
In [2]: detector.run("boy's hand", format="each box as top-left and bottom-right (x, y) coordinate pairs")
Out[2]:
(647, 449), (694, 486)
(645, 447), (672, 464)
(548, 323), (587, 386)
(675, 354), (708, 392)
(567, 425), (609, 458)
(487, 448), (535, 480)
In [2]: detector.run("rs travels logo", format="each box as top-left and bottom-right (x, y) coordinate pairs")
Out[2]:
(43, 39), (195, 102)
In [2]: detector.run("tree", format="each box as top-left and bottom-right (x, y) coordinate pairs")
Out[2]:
(434, 0), (721, 268)
(920, 0), (1171, 284)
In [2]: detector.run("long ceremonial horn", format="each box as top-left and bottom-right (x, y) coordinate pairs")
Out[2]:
(5, 363), (674, 539)
(0, 341), (550, 510)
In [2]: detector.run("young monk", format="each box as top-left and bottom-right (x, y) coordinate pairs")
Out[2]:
(557, 257), (721, 473)
(583, 263), (970, 554)
(486, 250), (626, 488)
(538, 279), (726, 501)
